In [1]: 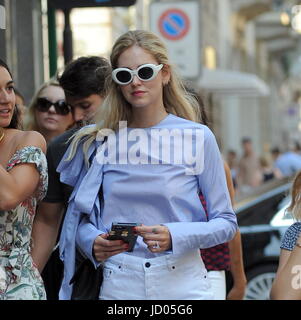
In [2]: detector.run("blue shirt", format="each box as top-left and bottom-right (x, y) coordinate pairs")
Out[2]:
(275, 152), (301, 177)
(57, 114), (238, 299)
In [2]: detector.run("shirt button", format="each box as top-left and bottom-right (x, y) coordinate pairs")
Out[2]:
(145, 262), (151, 268)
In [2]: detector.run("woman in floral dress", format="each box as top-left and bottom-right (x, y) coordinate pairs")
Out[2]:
(0, 59), (47, 300)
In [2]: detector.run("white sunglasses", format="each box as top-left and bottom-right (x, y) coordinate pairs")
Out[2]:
(112, 63), (163, 85)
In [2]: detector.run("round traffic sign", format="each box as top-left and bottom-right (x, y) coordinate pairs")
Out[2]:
(158, 8), (190, 41)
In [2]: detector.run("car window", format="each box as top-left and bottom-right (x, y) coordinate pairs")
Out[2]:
(270, 196), (293, 227)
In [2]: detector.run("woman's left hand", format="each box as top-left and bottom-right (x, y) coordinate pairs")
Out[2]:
(135, 224), (172, 253)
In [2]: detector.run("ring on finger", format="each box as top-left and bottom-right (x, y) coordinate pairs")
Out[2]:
(152, 228), (157, 233)
(152, 241), (160, 249)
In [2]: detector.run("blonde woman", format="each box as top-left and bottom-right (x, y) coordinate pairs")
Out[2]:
(25, 79), (74, 144)
(57, 30), (238, 300)
(270, 171), (301, 299)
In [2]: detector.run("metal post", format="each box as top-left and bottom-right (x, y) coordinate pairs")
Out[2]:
(47, 4), (57, 77)
(63, 8), (73, 65)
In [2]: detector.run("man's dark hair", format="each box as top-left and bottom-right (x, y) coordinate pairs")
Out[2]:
(0, 58), (21, 129)
(271, 147), (281, 155)
(241, 136), (252, 144)
(58, 56), (111, 98)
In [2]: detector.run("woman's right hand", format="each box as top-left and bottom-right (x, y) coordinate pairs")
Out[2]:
(93, 233), (129, 262)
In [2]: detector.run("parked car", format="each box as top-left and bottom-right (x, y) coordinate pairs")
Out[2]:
(226, 177), (293, 300)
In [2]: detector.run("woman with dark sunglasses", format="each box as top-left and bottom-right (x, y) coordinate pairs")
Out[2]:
(0, 59), (47, 299)
(25, 79), (74, 144)
(57, 30), (238, 300)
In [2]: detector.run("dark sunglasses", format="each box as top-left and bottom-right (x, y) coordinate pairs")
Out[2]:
(36, 97), (71, 115)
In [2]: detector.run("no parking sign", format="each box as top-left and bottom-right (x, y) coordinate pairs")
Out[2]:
(158, 8), (190, 40)
(150, 1), (201, 79)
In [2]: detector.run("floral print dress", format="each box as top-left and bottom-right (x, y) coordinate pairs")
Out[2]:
(0, 146), (48, 300)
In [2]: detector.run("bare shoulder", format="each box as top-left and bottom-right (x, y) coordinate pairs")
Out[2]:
(15, 130), (47, 153)
(277, 248), (291, 271)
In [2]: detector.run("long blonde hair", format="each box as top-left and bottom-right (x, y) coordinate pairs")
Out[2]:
(67, 30), (201, 163)
(287, 171), (301, 221)
(24, 78), (61, 131)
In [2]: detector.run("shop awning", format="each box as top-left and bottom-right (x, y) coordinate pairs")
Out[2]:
(198, 68), (270, 97)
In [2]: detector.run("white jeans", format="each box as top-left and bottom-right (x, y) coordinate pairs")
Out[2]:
(207, 270), (226, 300)
(99, 250), (214, 300)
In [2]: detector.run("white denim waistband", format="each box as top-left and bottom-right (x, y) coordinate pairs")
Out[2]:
(105, 249), (204, 273)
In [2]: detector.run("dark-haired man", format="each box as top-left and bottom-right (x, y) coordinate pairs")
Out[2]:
(32, 56), (111, 300)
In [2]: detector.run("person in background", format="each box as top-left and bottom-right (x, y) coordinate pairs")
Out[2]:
(31, 56), (111, 300)
(270, 171), (301, 299)
(24, 79), (74, 144)
(259, 155), (282, 183)
(187, 84), (247, 300)
(237, 137), (262, 193)
(57, 30), (238, 300)
(293, 141), (301, 155)
(14, 88), (26, 124)
(0, 58), (47, 300)
(227, 149), (239, 190)
(271, 146), (301, 178)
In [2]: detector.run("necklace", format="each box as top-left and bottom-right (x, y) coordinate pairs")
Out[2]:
(0, 130), (4, 143)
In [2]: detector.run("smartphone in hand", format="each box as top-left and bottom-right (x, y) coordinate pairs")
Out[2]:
(107, 222), (141, 252)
